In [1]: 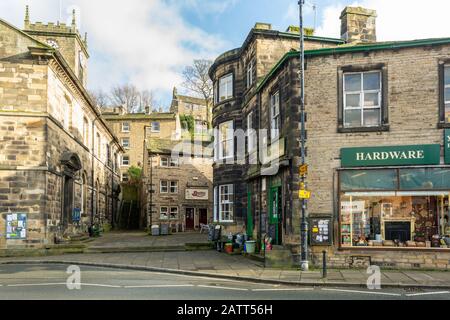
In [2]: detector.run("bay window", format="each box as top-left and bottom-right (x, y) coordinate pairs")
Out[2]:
(219, 73), (233, 102)
(218, 120), (234, 160)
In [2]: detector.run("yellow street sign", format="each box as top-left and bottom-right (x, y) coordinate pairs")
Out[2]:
(299, 164), (308, 176)
(299, 190), (311, 199)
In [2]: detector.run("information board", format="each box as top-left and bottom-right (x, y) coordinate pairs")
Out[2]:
(309, 217), (332, 246)
(6, 213), (27, 239)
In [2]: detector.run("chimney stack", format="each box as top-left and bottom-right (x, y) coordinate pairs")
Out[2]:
(340, 6), (377, 44)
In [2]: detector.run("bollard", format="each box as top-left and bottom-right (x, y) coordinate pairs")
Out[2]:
(322, 250), (327, 278)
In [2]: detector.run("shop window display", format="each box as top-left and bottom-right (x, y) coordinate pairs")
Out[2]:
(339, 169), (450, 249)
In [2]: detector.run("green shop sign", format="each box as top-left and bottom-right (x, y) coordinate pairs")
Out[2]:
(341, 144), (441, 167)
(446, 129), (450, 164)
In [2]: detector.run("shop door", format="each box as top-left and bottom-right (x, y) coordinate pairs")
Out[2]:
(199, 209), (208, 225)
(185, 208), (195, 230)
(269, 186), (283, 245)
(247, 191), (254, 237)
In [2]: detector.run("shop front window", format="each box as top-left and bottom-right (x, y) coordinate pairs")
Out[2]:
(445, 66), (450, 123)
(339, 169), (450, 248)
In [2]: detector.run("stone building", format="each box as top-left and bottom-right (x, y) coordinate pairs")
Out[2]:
(211, 6), (450, 269)
(0, 8), (123, 249)
(143, 139), (213, 231)
(209, 21), (343, 237)
(102, 106), (180, 182)
(170, 87), (211, 141)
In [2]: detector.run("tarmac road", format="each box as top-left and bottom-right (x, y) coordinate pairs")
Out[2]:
(0, 264), (449, 300)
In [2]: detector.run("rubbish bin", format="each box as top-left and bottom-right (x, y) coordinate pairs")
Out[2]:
(245, 240), (256, 254)
(160, 224), (169, 235)
(151, 225), (160, 236)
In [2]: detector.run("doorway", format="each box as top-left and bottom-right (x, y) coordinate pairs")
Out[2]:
(199, 208), (208, 225)
(63, 175), (74, 227)
(185, 208), (195, 230)
(269, 186), (283, 245)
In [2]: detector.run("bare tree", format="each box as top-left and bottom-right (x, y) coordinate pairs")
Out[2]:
(138, 89), (155, 112)
(109, 84), (140, 113)
(182, 59), (213, 122)
(89, 89), (110, 109)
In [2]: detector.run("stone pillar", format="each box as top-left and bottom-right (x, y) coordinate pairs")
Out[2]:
(340, 6), (377, 44)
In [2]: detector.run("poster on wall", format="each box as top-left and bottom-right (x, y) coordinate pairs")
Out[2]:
(310, 217), (333, 246)
(6, 213), (27, 239)
(72, 208), (81, 222)
(185, 188), (209, 200)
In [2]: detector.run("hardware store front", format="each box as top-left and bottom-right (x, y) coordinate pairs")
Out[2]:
(324, 143), (450, 270)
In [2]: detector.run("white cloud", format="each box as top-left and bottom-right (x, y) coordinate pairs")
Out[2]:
(174, 0), (240, 15)
(315, 0), (450, 41)
(0, 0), (229, 107)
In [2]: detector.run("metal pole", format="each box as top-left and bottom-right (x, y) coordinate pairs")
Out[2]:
(298, 0), (309, 271)
(322, 250), (327, 278)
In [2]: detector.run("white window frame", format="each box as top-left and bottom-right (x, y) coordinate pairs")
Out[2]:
(122, 122), (130, 132)
(122, 173), (129, 183)
(218, 184), (234, 222)
(219, 73), (233, 102)
(246, 61), (254, 89)
(121, 138), (130, 149)
(170, 207), (178, 220)
(151, 121), (160, 132)
(343, 71), (382, 128)
(247, 111), (256, 153)
(213, 186), (218, 222)
(170, 181), (178, 194)
(445, 66), (450, 104)
(170, 157), (179, 167)
(160, 180), (168, 193)
(160, 157), (169, 167)
(270, 91), (280, 140)
(121, 155), (130, 167)
(218, 120), (234, 160)
(160, 207), (169, 220)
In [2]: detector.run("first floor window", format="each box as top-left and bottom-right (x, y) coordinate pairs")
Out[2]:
(121, 138), (130, 149)
(122, 155), (130, 166)
(152, 122), (160, 132)
(122, 173), (129, 183)
(122, 122), (130, 132)
(270, 91), (280, 140)
(218, 184), (234, 222)
(343, 71), (381, 128)
(218, 120), (234, 160)
(160, 157), (169, 167)
(170, 181), (178, 194)
(246, 60), (254, 89)
(219, 73), (233, 102)
(160, 180), (168, 193)
(247, 111), (256, 153)
(160, 207), (168, 219)
(170, 207), (178, 219)
(445, 66), (450, 123)
(170, 157), (179, 167)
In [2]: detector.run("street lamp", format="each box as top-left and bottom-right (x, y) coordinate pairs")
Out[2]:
(298, 0), (309, 271)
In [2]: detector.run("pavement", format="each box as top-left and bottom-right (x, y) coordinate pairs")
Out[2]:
(1, 263), (449, 300)
(1, 231), (450, 289)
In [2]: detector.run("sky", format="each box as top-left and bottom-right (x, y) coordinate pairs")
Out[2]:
(1, 0), (449, 108)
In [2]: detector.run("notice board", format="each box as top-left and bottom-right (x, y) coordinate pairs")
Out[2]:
(6, 213), (27, 239)
(309, 217), (332, 246)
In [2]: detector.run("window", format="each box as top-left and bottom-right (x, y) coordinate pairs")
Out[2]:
(122, 122), (130, 132)
(246, 61), (254, 89)
(160, 180), (168, 193)
(218, 121), (234, 160)
(445, 66), (450, 123)
(160, 207), (168, 219)
(121, 138), (130, 149)
(160, 157), (169, 167)
(96, 133), (101, 157)
(151, 122), (160, 132)
(122, 173), (129, 183)
(83, 117), (89, 146)
(122, 155), (130, 166)
(270, 91), (280, 140)
(106, 144), (111, 167)
(218, 184), (234, 222)
(170, 207), (178, 219)
(247, 111), (256, 153)
(343, 71), (381, 128)
(219, 73), (233, 102)
(170, 157), (179, 167)
(170, 181), (178, 193)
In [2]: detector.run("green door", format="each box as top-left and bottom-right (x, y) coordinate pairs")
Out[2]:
(247, 190), (253, 237)
(269, 186), (282, 244)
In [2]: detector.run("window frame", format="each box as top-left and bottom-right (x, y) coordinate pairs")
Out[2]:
(246, 60), (254, 89)
(160, 180), (168, 193)
(151, 121), (161, 133)
(247, 111), (257, 153)
(160, 206), (169, 220)
(218, 184), (234, 223)
(270, 91), (280, 141)
(160, 157), (169, 167)
(218, 73), (234, 102)
(122, 172), (129, 183)
(338, 64), (389, 133)
(169, 207), (178, 220)
(121, 138), (130, 149)
(438, 60), (450, 127)
(170, 157), (179, 167)
(121, 155), (130, 167)
(170, 181), (178, 194)
(121, 122), (130, 133)
(218, 120), (234, 160)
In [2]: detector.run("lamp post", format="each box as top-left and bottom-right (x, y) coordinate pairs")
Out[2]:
(298, 0), (309, 271)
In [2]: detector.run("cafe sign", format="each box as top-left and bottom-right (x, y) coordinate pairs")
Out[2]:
(446, 129), (450, 164)
(341, 144), (441, 167)
(185, 188), (209, 200)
